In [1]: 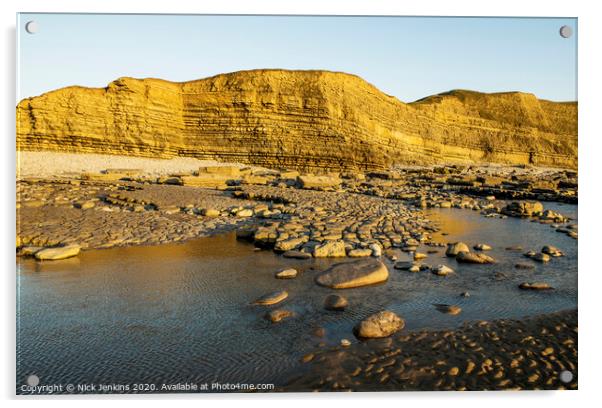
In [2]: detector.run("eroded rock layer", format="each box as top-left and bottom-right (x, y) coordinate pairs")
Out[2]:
(17, 70), (577, 171)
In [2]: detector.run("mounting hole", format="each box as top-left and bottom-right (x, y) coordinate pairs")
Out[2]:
(26, 374), (40, 386)
(25, 21), (38, 34)
(559, 370), (573, 383)
(559, 25), (572, 39)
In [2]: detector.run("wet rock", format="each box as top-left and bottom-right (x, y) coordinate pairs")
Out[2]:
(265, 309), (294, 323)
(502, 201), (544, 217)
(19, 246), (44, 256)
(347, 248), (373, 257)
(282, 250), (312, 259)
(253, 290), (289, 305)
(340, 339), (352, 347)
(519, 282), (554, 291)
(446, 242), (470, 257)
(456, 251), (496, 264)
(315, 258), (389, 289)
(369, 243), (383, 257)
(313, 240), (346, 258)
(74, 200), (95, 210)
(432, 264), (454, 276)
(236, 208), (254, 217)
(542, 245), (563, 257)
(275, 268), (298, 279)
(414, 252), (427, 260)
(435, 304), (462, 315)
(473, 243), (492, 251)
(324, 294), (349, 311)
(274, 236), (309, 252)
(354, 310), (405, 339)
(35, 244), (81, 261)
(515, 263), (535, 270)
(532, 253), (551, 263)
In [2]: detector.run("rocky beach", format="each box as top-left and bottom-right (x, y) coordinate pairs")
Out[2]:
(16, 69), (578, 393)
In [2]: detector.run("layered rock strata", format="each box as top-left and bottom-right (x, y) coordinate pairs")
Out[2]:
(17, 70), (577, 171)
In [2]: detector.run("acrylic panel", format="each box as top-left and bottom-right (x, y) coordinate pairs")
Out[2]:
(16, 13), (578, 394)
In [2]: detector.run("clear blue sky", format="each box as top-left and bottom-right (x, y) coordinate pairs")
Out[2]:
(17, 14), (577, 103)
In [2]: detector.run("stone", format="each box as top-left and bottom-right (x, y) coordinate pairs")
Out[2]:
(198, 165), (241, 176)
(313, 240), (346, 258)
(445, 242), (470, 257)
(340, 339), (351, 347)
(201, 208), (220, 217)
(282, 250), (312, 259)
(473, 243), (492, 251)
(414, 252), (427, 260)
(324, 294), (348, 311)
(456, 251), (496, 264)
(253, 290), (288, 305)
(34, 244), (81, 261)
(181, 174), (231, 188)
(315, 258), (389, 289)
(502, 201), (544, 216)
(369, 243), (383, 257)
(532, 253), (551, 263)
(432, 264), (454, 276)
(236, 208), (254, 217)
(542, 245), (563, 257)
(354, 310), (405, 338)
(265, 309), (294, 323)
(274, 236), (309, 252)
(74, 200), (95, 210)
(297, 175), (341, 190)
(275, 268), (298, 279)
(347, 248), (373, 257)
(519, 282), (554, 290)
(435, 304), (462, 315)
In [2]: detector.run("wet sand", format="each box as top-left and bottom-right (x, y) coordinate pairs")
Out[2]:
(283, 309), (577, 391)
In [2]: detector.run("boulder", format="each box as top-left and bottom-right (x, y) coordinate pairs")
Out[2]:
(432, 264), (454, 276)
(354, 310), (404, 338)
(198, 165), (242, 176)
(297, 175), (341, 190)
(445, 242), (470, 257)
(275, 268), (298, 279)
(274, 236), (309, 252)
(315, 258), (389, 289)
(35, 244), (81, 261)
(253, 290), (288, 305)
(265, 309), (294, 323)
(434, 304), (462, 315)
(456, 251), (496, 264)
(324, 294), (348, 311)
(313, 240), (346, 258)
(519, 282), (554, 291)
(542, 245), (563, 257)
(502, 201), (544, 217)
(533, 253), (551, 263)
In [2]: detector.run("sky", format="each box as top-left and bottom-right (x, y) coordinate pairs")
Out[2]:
(17, 14), (577, 103)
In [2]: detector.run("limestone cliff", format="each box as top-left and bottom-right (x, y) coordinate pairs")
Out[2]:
(16, 69), (577, 171)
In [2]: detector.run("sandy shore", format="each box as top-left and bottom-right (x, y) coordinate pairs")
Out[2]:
(16, 151), (258, 178)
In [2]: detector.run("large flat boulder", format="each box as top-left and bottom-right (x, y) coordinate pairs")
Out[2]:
(315, 258), (389, 289)
(35, 244), (81, 261)
(181, 174), (233, 188)
(297, 175), (341, 190)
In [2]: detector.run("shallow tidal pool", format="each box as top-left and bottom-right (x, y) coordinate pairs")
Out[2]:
(17, 203), (577, 391)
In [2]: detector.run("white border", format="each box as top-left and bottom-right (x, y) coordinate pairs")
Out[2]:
(2, 1), (601, 407)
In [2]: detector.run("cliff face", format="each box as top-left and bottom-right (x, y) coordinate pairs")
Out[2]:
(16, 69), (577, 171)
